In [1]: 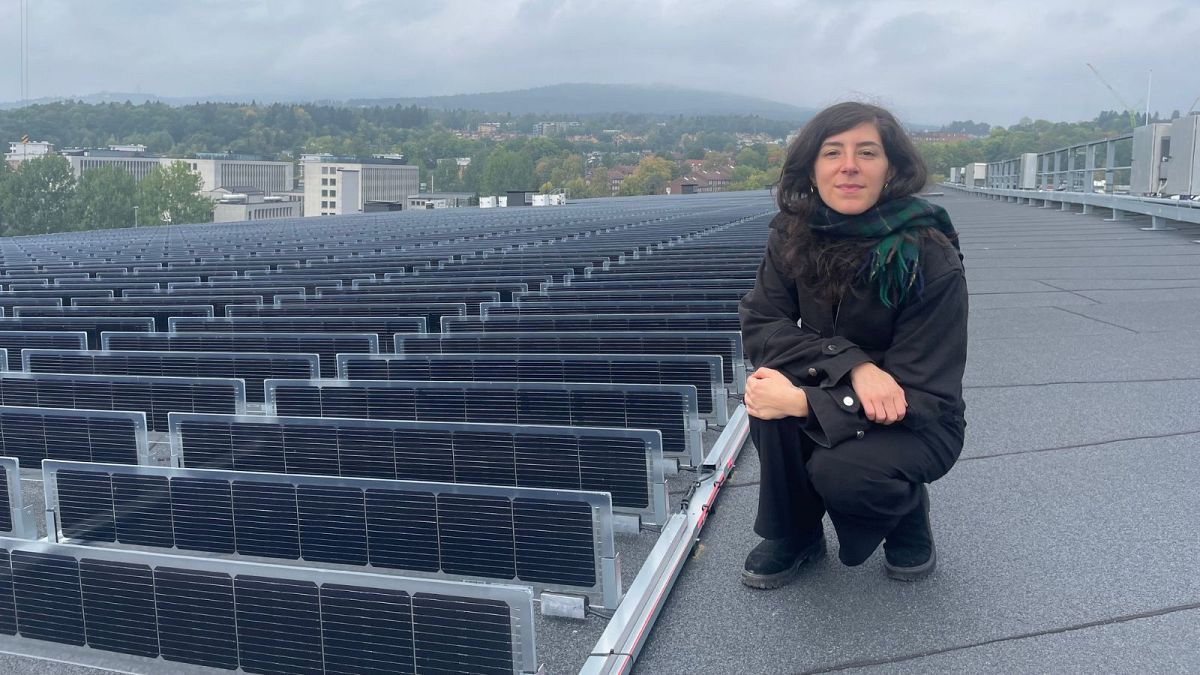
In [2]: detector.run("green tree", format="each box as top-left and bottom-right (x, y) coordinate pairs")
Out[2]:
(136, 161), (212, 225)
(480, 149), (535, 195)
(735, 145), (769, 171)
(0, 160), (10, 235)
(619, 156), (674, 196)
(70, 165), (137, 230)
(0, 155), (76, 235)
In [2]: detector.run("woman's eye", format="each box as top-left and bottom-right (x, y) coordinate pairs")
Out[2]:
(859, 150), (877, 157)
(823, 150), (840, 158)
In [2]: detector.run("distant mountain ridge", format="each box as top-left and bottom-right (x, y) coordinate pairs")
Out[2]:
(344, 84), (814, 121)
(0, 83), (814, 121)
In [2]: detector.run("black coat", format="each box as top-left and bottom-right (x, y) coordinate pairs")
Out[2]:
(739, 216), (968, 450)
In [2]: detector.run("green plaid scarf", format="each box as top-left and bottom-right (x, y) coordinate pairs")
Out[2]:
(810, 196), (960, 308)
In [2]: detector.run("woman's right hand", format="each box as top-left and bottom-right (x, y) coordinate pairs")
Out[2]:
(849, 362), (907, 425)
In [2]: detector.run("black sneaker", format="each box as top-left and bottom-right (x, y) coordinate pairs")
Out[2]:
(741, 528), (826, 589)
(884, 484), (936, 581)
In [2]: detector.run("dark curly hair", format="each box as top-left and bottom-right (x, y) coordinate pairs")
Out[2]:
(775, 102), (931, 304)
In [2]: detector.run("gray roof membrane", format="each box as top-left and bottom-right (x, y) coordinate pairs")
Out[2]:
(632, 190), (1200, 674)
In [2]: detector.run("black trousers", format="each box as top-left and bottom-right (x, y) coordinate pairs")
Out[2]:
(751, 416), (962, 565)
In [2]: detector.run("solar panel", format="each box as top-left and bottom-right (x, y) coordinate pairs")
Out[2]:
(15, 304), (214, 331)
(229, 301), (467, 328)
(520, 288), (747, 303)
(168, 315), (428, 339)
(0, 317), (153, 349)
(0, 331), (87, 370)
(44, 460), (621, 609)
(395, 330), (746, 395)
(343, 352), (728, 423)
(442, 312), (740, 335)
(0, 372), (245, 432)
(173, 408), (667, 524)
(273, 374), (702, 469)
(22, 349), (317, 404)
(282, 292), (498, 315)
(0, 458), (31, 537)
(74, 294), (264, 317)
(0, 297), (62, 314)
(0, 405), (148, 465)
(101, 331), (378, 378)
(481, 299), (741, 318)
(351, 280), (530, 302)
(0, 538), (538, 674)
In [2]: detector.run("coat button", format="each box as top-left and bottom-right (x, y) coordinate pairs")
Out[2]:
(826, 344), (837, 352)
(856, 430), (865, 439)
(808, 368), (818, 377)
(842, 396), (855, 406)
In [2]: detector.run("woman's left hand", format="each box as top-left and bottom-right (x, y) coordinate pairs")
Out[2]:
(744, 367), (808, 420)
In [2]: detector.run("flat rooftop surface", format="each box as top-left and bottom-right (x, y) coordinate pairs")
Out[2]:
(634, 190), (1200, 674)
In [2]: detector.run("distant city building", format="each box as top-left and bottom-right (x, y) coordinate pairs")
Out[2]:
(606, 165), (637, 195)
(61, 145), (163, 182)
(407, 192), (475, 209)
(5, 139), (53, 166)
(58, 145), (292, 196)
(910, 131), (977, 143)
(301, 153), (419, 216)
(534, 121), (580, 136)
(212, 187), (303, 222)
(186, 153), (293, 198)
(667, 164), (734, 195)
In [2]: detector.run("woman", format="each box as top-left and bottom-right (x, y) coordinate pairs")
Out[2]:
(739, 101), (967, 588)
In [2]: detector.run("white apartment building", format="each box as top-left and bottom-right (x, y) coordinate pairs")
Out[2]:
(5, 139), (53, 166)
(301, 154), (420, 216)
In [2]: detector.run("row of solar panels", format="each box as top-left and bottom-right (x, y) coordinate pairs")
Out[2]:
(0, 455), (539, 673)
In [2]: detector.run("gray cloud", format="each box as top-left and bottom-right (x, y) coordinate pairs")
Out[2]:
(0, 0), (1195, 125)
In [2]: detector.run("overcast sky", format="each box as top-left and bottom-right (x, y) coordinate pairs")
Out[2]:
(1, 0), (1197, 126)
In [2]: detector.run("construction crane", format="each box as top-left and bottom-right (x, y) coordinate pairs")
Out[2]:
(1188, 94), (1200, 116)
(1086, 63), (1140, 130)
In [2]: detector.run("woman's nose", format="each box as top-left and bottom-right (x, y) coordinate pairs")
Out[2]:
(840, 156), (859, 173)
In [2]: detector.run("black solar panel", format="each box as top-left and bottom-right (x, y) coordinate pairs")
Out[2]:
(0, 372), (244, 432)
(0, 331), (87, 370)
(350, 280), (530, 302)
(23, 349), (317, 404)
(0, 405), (146, 464)
(343, 352), (727, 419)
(270, 375), (698, 469)
(173, 409), (665, 519)
(229, 301), (466, 329)
(0, 317), (153, 349)
(522, 288), (746, 303)
(102, 331), (378, 378)
(0, 540), (536, 674)
(394, 330), (744, 395)
(442, 312), (739, 334)
(168, 315), (428, 339)
(16, 304), (215, 331)
(0, 296), (62, 313)
(47, 461), (614, 596)
(75, 294), (264, 317)
(482, 299), (741, 318)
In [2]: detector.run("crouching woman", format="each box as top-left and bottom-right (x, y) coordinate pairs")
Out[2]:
(739, 101), (968, 587)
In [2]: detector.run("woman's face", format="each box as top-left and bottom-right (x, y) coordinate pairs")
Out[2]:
(813, 121), (891, 215)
